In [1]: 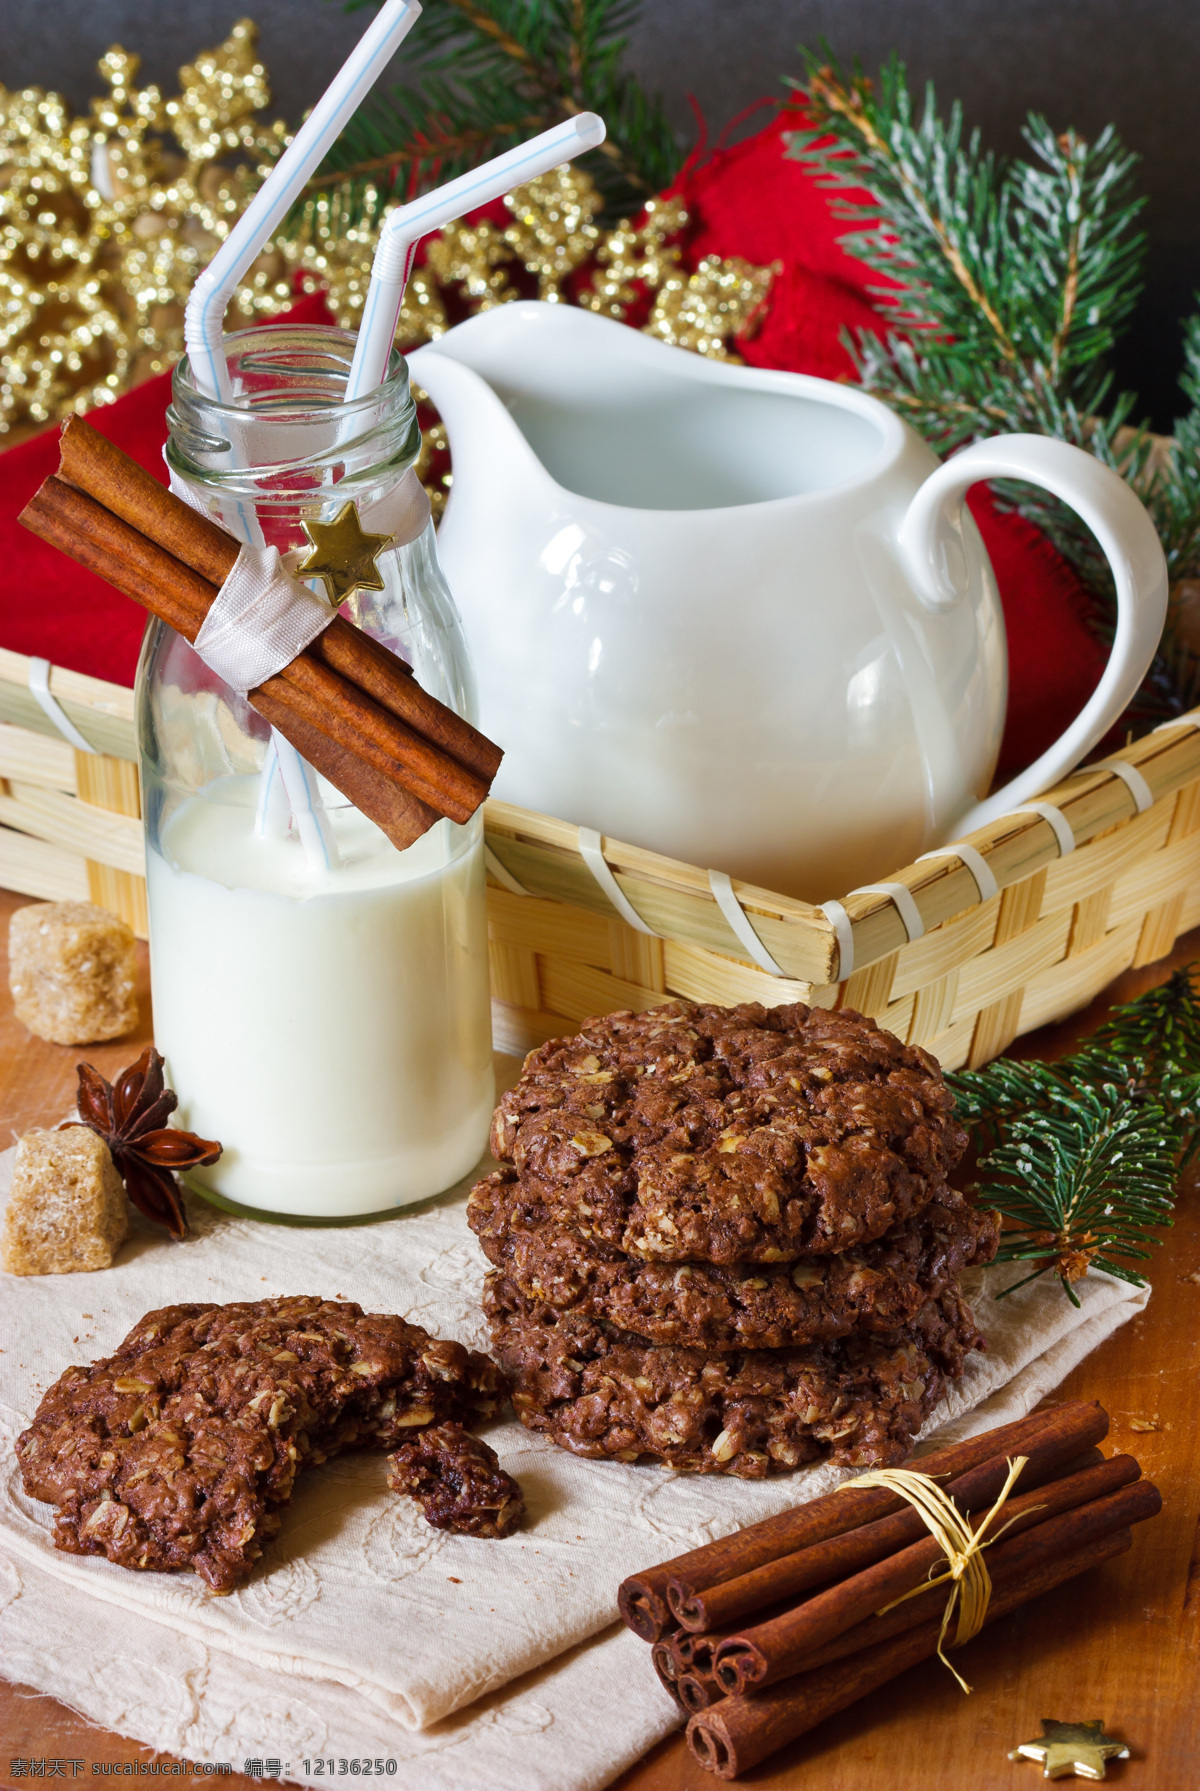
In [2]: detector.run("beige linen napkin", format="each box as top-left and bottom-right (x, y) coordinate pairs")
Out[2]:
(0, 1096), (1146, 1767)
(0, 1284), (1144, 1789)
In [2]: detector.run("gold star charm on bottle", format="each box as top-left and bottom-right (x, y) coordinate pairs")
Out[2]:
(297, 501), (395, 605)
(1010, 1719), (1131, 1780)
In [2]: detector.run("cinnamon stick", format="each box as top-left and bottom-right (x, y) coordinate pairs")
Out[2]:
(678, 1669), (722, 1714)
(652, 1400), (1108, 1642)
(21, 474), (208, 640)
(248, 688), (439, 847)
(614, 1401), (1108, 1644)
(687, 1414), (1115, 1643)
(673, 1633), (718, 1674)
(314, 622), (503, 783)
(650, 1641), (683, 1707)
(57, 416), (503, 783)
(712, 1453), (1145, 1693)
(19, 477), (481, 834)
(277, 643), (489, 823)
(685, 1527), (1136, 1780)
(650, 1445), (1106, 1683)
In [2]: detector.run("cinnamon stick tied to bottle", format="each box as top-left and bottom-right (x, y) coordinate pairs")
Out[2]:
(18, 420), (503, 853)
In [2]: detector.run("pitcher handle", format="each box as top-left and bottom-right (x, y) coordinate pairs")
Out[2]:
(897, 432), (1168, 835)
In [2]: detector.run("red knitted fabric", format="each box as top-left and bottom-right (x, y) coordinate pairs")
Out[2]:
(0, 116), (1109, 780)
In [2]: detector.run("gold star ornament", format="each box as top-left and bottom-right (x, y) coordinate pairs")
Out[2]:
(297, 502), (395, 605)
(1010, 1719), (1131, 1780)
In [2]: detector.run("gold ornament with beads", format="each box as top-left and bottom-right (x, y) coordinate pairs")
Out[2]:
(0, 21), (289, 437)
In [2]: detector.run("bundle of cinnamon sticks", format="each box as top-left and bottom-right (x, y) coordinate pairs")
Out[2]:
(618, 1400), (1160, 1780)
(18, 418), (502, 852)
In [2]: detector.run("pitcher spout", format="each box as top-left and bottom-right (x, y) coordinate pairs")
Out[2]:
(407, 338), (546, 498)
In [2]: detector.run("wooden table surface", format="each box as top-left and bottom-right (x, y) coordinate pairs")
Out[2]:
(1, 886), (1198, 1791)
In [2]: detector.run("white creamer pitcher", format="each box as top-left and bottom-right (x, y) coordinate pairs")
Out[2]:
(411, 304), (1167, 901)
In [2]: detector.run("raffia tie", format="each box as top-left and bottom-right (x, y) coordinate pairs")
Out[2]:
(839, 1455), (1031, 1693)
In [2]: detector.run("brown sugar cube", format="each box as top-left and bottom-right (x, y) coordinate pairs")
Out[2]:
(3, 1127), (128, 1275)
(9, 901), (138, 1044)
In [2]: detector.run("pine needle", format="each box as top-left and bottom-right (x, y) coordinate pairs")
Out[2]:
(947, 968), (1200, 1303)
(274, 0), (683, 232)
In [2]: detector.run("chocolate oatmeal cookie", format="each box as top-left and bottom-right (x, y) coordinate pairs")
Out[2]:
(485, 1279), (982, 1476)
(17, 1296), (508, 1592)
(388, 1422), (524, 1537)
(490, 1002), (966, 1263)
(469, 1175), (997, 1350)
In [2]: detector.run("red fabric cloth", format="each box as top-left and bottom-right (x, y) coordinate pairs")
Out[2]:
(668, 103), (895, 383)
(0, 125), (1109, 780)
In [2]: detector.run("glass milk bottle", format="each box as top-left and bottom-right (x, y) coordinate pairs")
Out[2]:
(139, 322), (493, 1220)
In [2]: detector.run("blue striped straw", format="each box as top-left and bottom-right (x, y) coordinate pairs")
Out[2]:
(184, 0), (422, 404)
(346, 112), (606, 402)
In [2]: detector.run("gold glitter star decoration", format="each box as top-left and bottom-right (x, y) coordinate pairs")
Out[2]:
(1010, 1719), (1132, 1781)
(298, 501), (394, 605)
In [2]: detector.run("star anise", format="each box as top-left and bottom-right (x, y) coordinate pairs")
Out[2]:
(66, 1047), (221, 1240)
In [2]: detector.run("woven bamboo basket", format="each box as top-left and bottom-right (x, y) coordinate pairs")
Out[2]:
(2, 646), (1199, 1070)
(0, 649), (145, 934)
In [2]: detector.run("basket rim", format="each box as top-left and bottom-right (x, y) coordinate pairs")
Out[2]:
(3, 646), (1194, 991)
(483, 713), (1200, 987)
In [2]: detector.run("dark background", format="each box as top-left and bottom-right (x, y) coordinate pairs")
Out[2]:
(6, 0), (1197, 427)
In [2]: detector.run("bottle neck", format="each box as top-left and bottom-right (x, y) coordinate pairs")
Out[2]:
(165, 322), (420, 518)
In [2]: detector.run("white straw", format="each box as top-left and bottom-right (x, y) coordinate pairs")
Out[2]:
(272, 733), (341, 871)
(346, 112), (606, 400)
(185, 0), (422, 403)
(181, 3), (421, 864)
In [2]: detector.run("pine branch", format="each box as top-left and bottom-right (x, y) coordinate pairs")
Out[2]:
(283, 0), (682, 229)
(301, 118), (541, 196)
(977, 1084), (1176, 1307)
(947, 967), (1200, 1302)
(1138, 309), (1200, 714)
(1092, 966), (1200, 1074)
(290, 71), (547, 229)
(784, 50), (1147, 443)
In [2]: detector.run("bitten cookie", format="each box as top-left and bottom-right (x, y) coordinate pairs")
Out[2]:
(388, 1422), (524, 1537)
(469, 1175), (998, 1351)
(486, 1279), (983, 1476)
(489, 1001), (967, 1263)
(17, 1296), (508, 1591)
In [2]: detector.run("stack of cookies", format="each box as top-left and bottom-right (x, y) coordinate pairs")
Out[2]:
(469, 1000), (998, 1478)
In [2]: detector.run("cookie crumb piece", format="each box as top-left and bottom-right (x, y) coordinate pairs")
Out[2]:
(388, 1422), (524, 1538)
(9, 901), (137, 1044)
(3, 1128), (128, 1275)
